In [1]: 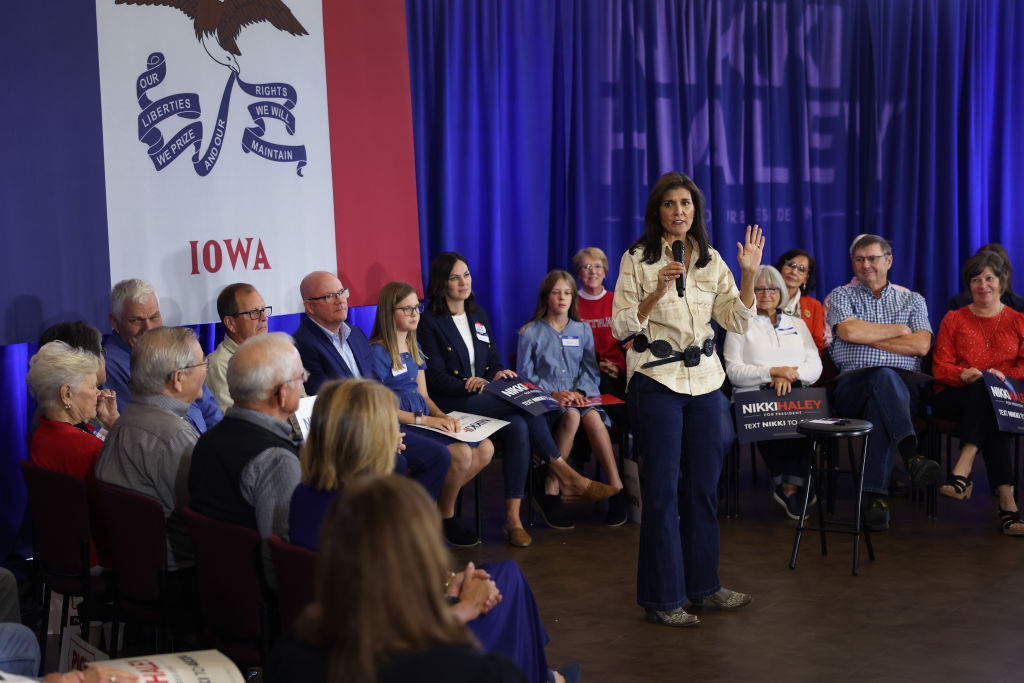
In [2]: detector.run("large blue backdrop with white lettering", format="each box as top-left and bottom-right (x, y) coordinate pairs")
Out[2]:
(407, 0), (1024, 359)
(1, 0), (1023, 558)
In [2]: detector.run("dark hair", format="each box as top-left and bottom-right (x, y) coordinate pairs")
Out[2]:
(37, 321), (103, 358)
(521, 270), (580, 331)
(629, 172), (711, 268)
(774, 249), (818, 294)
(216, 283), (256, 322)
(425, 252), (477, 316)
(963, 251), (1010, 293)
(977, 243), (1014, 293)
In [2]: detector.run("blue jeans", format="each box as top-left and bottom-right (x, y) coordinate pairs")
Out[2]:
(830, 367), (917, 495)
(437, 391), (558, 500)
(0, 622), (40, 677)
(629, 373), (725, 610)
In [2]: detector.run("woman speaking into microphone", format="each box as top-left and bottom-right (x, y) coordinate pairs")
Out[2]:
(612, 171), (762, 627)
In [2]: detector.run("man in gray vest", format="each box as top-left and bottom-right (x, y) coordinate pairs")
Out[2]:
(188, 332), (304, 585)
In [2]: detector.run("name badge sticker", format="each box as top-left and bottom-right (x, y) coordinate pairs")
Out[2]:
(562, 336), (580, 347)
(474, 321), (490, 342)
(392, 363), (408, 376)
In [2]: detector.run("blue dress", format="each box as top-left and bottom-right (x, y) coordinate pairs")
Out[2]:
(287, 484), (551, 683)
(370, 343), (471, 446)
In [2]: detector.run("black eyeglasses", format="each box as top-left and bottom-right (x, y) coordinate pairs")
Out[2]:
(754, 287), (780, 294)
(167, 361), (208, 382)
(229, 306), (272, 320)
(394, 304), (423, 316)
(305, 288), (349, 302)
(852, 254), (890, 265)
(784, 261), (808, 273)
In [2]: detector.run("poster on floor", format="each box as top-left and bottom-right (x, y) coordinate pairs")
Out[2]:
(733, 388), (829, 444)
(983, 373), (1024, 434)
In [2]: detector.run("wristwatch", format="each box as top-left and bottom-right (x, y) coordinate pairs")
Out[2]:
(414, 411), (424, 425)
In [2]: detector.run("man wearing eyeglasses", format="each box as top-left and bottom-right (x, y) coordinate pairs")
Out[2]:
(293, 270), (451, 501)
(189, 333), (304, 586)
(826, 234), (937, 532)
(95, 326), (208, 570)
(104, 278), (223, 434)
(206, 283), (272, 412)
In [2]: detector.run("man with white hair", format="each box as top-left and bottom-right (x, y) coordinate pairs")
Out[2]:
(95, 326), (208, 570)
(188, 333), (304, 584)
(104, 278), (222, 432)
(206, 282), (272, 412)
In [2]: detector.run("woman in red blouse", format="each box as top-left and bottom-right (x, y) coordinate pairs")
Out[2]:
(27, 341), (118, 479)
(932, 251), (1024, 535)
(774, 249), (825, 351)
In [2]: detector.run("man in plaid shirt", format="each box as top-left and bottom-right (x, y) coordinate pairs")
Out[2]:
(826, 234), (938, 531)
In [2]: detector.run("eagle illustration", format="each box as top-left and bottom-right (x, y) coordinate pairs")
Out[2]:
(115, 0), (308, 73)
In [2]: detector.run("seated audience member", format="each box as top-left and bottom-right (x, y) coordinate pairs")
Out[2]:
(95, 326), (207, 570)
(419, 252), (609, 546)
(189, 333), (304, 582)
(287, 380), (573, 683)
(104, 278), (222, 433)
(275, 474), (579, 683)
(932, 251), (1024, 534)
(369, 281), (494, 547)
(38, 321), (109, 386)
(724, 266), (822, 518)
(292, 270), (450, 500)
(0, 623), (40, 679)
(206, 282), (271, 412)
(517, 270), (626, 527)
(826, 234), (938, 531)
(774, 249), (825, 351)
(573, 247), (627, 397)
(27, 342), (118, 479)
(947, 243), (1024, 312)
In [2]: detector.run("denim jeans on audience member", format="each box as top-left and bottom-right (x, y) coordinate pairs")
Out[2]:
(0, 622), (41, 677)
(629, 373), (725, 610)
(830, 367), (917, 495)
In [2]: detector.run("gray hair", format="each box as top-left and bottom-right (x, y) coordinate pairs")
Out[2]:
(26, 341), (100, 410)
(111, 278), (158, 317)
(227, 332), (297, 405)
(130, 327), (197, 396)
(849, 234), (892, 257)
(755, 265), (790, 310)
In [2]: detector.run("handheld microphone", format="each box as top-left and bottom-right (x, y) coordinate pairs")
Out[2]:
(672, 240), (685, 297)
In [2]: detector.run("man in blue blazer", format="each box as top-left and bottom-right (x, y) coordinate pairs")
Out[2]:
(292, 271), (450, 502)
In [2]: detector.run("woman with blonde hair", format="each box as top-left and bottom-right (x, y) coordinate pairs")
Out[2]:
(370, 281), (494, 548)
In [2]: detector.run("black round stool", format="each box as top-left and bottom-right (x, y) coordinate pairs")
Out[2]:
(789, 418), (875, 576)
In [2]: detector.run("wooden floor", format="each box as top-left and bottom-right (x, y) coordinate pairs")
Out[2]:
(452, 455), (1024, 682)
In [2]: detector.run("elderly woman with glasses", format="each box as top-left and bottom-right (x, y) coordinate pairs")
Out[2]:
(774, 249), (825, 350)
(723, 265), (822, 518)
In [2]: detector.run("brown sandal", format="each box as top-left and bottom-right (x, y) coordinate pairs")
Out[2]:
(939, 474), (973, 500)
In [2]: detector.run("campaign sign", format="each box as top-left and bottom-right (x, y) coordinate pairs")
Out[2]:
(733, 388), (829, 444)
(483, 377), (564, 416)
(408, 411), (510, 442)
(983, 373), (1024, 434)
(579, 394), (626, 407)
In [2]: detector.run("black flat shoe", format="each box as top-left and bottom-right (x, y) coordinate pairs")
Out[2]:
(534, 493), (574, 530)
(442, 516), (480, 547)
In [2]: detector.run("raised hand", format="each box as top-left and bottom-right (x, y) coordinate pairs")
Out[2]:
(736, 224), (765, 274)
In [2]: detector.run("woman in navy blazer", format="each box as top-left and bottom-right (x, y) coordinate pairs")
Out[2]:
(419, 252), (618, 546)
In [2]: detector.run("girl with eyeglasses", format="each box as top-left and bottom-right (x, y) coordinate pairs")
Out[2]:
(516, 270), (628, 527)
(723, 265), (822, 519)
(774, 249), (825, 350)
(369, 281), (494, 548)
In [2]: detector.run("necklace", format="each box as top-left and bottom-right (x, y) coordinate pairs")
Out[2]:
(972, 305), (1004, 350)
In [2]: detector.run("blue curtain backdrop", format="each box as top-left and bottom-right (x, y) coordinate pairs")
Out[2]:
(407, 0), (1023, 358)
(2, 0), (1023, 559)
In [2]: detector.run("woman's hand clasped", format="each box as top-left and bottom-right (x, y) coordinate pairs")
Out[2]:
(960, 367), (984, 384)
(551, 390), (585, 407)
(449, 561), (501, 623)
(427, 414), (461, 433)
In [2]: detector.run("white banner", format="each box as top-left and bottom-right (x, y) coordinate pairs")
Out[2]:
(95, 0), (336, 325)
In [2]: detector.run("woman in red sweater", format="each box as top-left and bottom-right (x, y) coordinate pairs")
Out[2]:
(932, 251), (1024, 535)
